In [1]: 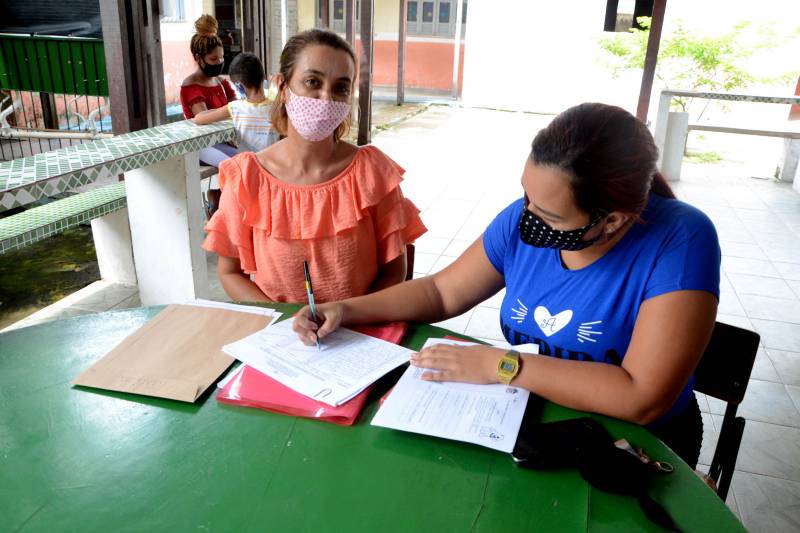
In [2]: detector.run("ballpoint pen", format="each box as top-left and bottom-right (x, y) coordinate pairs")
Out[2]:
(303, 260), (321, 350)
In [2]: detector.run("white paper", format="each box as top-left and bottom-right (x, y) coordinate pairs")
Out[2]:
(221, 320), (413, 406)
(419, 338), (539, 355)
(370, 338), (533, 453)
(185, 299), (283, 323)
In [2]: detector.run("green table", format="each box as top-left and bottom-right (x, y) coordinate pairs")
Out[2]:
(0, 305), (743, 532)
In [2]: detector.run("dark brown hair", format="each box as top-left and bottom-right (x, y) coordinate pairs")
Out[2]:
(229, 52), (264, 89)
(190, 14), (223, 63)
(269, 29), (357, 142)
(530, 102), (675, 217)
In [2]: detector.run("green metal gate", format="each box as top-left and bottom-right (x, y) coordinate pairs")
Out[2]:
(0, 34), (108, 96)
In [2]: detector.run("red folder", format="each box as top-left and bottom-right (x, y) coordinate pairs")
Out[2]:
(216, 322), (408, 425)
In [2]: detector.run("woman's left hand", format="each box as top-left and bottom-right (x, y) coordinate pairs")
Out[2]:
(410, 344), (504, 384)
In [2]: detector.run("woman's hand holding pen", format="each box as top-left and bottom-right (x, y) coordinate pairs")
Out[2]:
(293, 303), (345, 346)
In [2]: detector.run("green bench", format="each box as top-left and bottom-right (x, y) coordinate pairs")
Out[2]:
(0, 164), (217, 255)
(0, 182), (126, 255)
(0, 119), (234, 303)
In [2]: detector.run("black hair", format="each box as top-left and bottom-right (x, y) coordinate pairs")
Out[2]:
(229, 52), (265, 89)
(531, 102), (674, 217)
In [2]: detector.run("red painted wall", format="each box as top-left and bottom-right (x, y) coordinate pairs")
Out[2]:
(370, 40), (465, 93)
(157, 38), (466, 103)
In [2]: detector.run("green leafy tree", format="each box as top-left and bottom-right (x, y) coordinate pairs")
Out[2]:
(599, 17), (800, 113)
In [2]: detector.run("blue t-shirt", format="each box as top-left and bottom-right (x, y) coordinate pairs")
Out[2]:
(482, 193), (720, 422)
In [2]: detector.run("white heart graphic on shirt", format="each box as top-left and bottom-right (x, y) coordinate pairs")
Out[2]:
(533, 306), (573, 337)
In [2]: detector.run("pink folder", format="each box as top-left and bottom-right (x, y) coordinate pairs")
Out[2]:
(216, 323), (408, 426)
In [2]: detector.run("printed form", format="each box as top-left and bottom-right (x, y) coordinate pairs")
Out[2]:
(222, 320), (413, 406)
(371, 339), (534, 453)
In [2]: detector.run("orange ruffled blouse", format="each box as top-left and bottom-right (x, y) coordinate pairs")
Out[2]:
(202, 145), (427, 303)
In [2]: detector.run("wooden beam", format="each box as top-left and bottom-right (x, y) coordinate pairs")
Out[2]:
(635, 0), (666, 122)
(604, 0), (619, 32)
(357, 0), (374, 146)
(397, 0), (407, 105)
(143, 0), (167, 126)
(99, 0), (165, 133)
(242, 0), (255, 53)
(451, 0), (465, 98)
(321, 0), (330, 29)
(345, 0), (356, 46)
(242, 0), (272, 73)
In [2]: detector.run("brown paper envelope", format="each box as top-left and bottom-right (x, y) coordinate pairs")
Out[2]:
(73, 304), (272, 402)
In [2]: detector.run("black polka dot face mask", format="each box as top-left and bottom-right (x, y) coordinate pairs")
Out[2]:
(518, 204), (605, 251)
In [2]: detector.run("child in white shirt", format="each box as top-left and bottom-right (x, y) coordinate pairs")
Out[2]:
(194, 52), (278, 152)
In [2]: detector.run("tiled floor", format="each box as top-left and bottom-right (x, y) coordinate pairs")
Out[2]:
(5, 106), (800, 532)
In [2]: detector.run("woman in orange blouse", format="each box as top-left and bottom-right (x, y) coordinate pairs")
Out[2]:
(202, 29), (426, 303)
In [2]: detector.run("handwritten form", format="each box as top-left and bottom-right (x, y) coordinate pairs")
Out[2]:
(371, 339), (534, 453)
(222, 320), (413, 407)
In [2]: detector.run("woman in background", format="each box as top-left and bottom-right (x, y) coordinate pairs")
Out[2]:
(180, 14), (237, 215)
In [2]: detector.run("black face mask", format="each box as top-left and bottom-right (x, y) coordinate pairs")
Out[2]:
(200, 61), (224, 78)
(518, 203), (605, 251)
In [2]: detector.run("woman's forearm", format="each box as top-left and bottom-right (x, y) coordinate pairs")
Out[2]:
(343, 240), (505, 327)
(515, 355), (674, 424)
(341, 276), (448, 325)
(219, 271), (271, 302)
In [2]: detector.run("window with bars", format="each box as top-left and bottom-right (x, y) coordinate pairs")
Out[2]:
(316, 0), (466, 38)
(406, 0), (466, 38)
(316, 0), (360, 33)
(161, 0), (186, 23)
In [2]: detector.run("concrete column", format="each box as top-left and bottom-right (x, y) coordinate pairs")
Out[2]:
(91, 207), (137, 284)
(653, 91), (673, 168)
(779, 138), (800, 182)
(124, 151), (210, 305)
(661, 111), (689, 182)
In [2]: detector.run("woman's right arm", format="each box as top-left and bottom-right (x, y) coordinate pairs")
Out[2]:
(217, 255), (271, 302)
(294, 237), (505, 342)
(193, 105), (231, 125)
(190, 101), (209, 117)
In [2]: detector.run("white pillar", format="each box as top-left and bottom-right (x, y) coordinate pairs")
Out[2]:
(91, 207), (137, 284)
(661, 111), (689, 182)
(779, 138), (800, 182)
(124, 151), (210, 305)
(653, 91), (673, 168)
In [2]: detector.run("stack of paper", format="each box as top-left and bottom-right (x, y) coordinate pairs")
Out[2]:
(216, 322), (408, 425)
(221, 320), (414, 407)
(371, 339), (535, 453)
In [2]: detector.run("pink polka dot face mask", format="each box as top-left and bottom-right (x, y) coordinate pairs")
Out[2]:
(284, 88), (352, 142)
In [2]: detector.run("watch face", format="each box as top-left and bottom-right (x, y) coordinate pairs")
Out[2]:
(501, 361), (516, 373)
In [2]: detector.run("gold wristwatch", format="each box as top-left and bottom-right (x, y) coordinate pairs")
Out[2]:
(497, 349), (522, 384)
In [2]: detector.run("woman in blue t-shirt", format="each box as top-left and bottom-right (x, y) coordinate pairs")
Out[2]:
(293, 103), (720, 467)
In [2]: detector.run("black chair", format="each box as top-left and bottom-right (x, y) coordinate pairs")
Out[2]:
(405, 243), (415, 281)
(693, 321), (760, 501)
